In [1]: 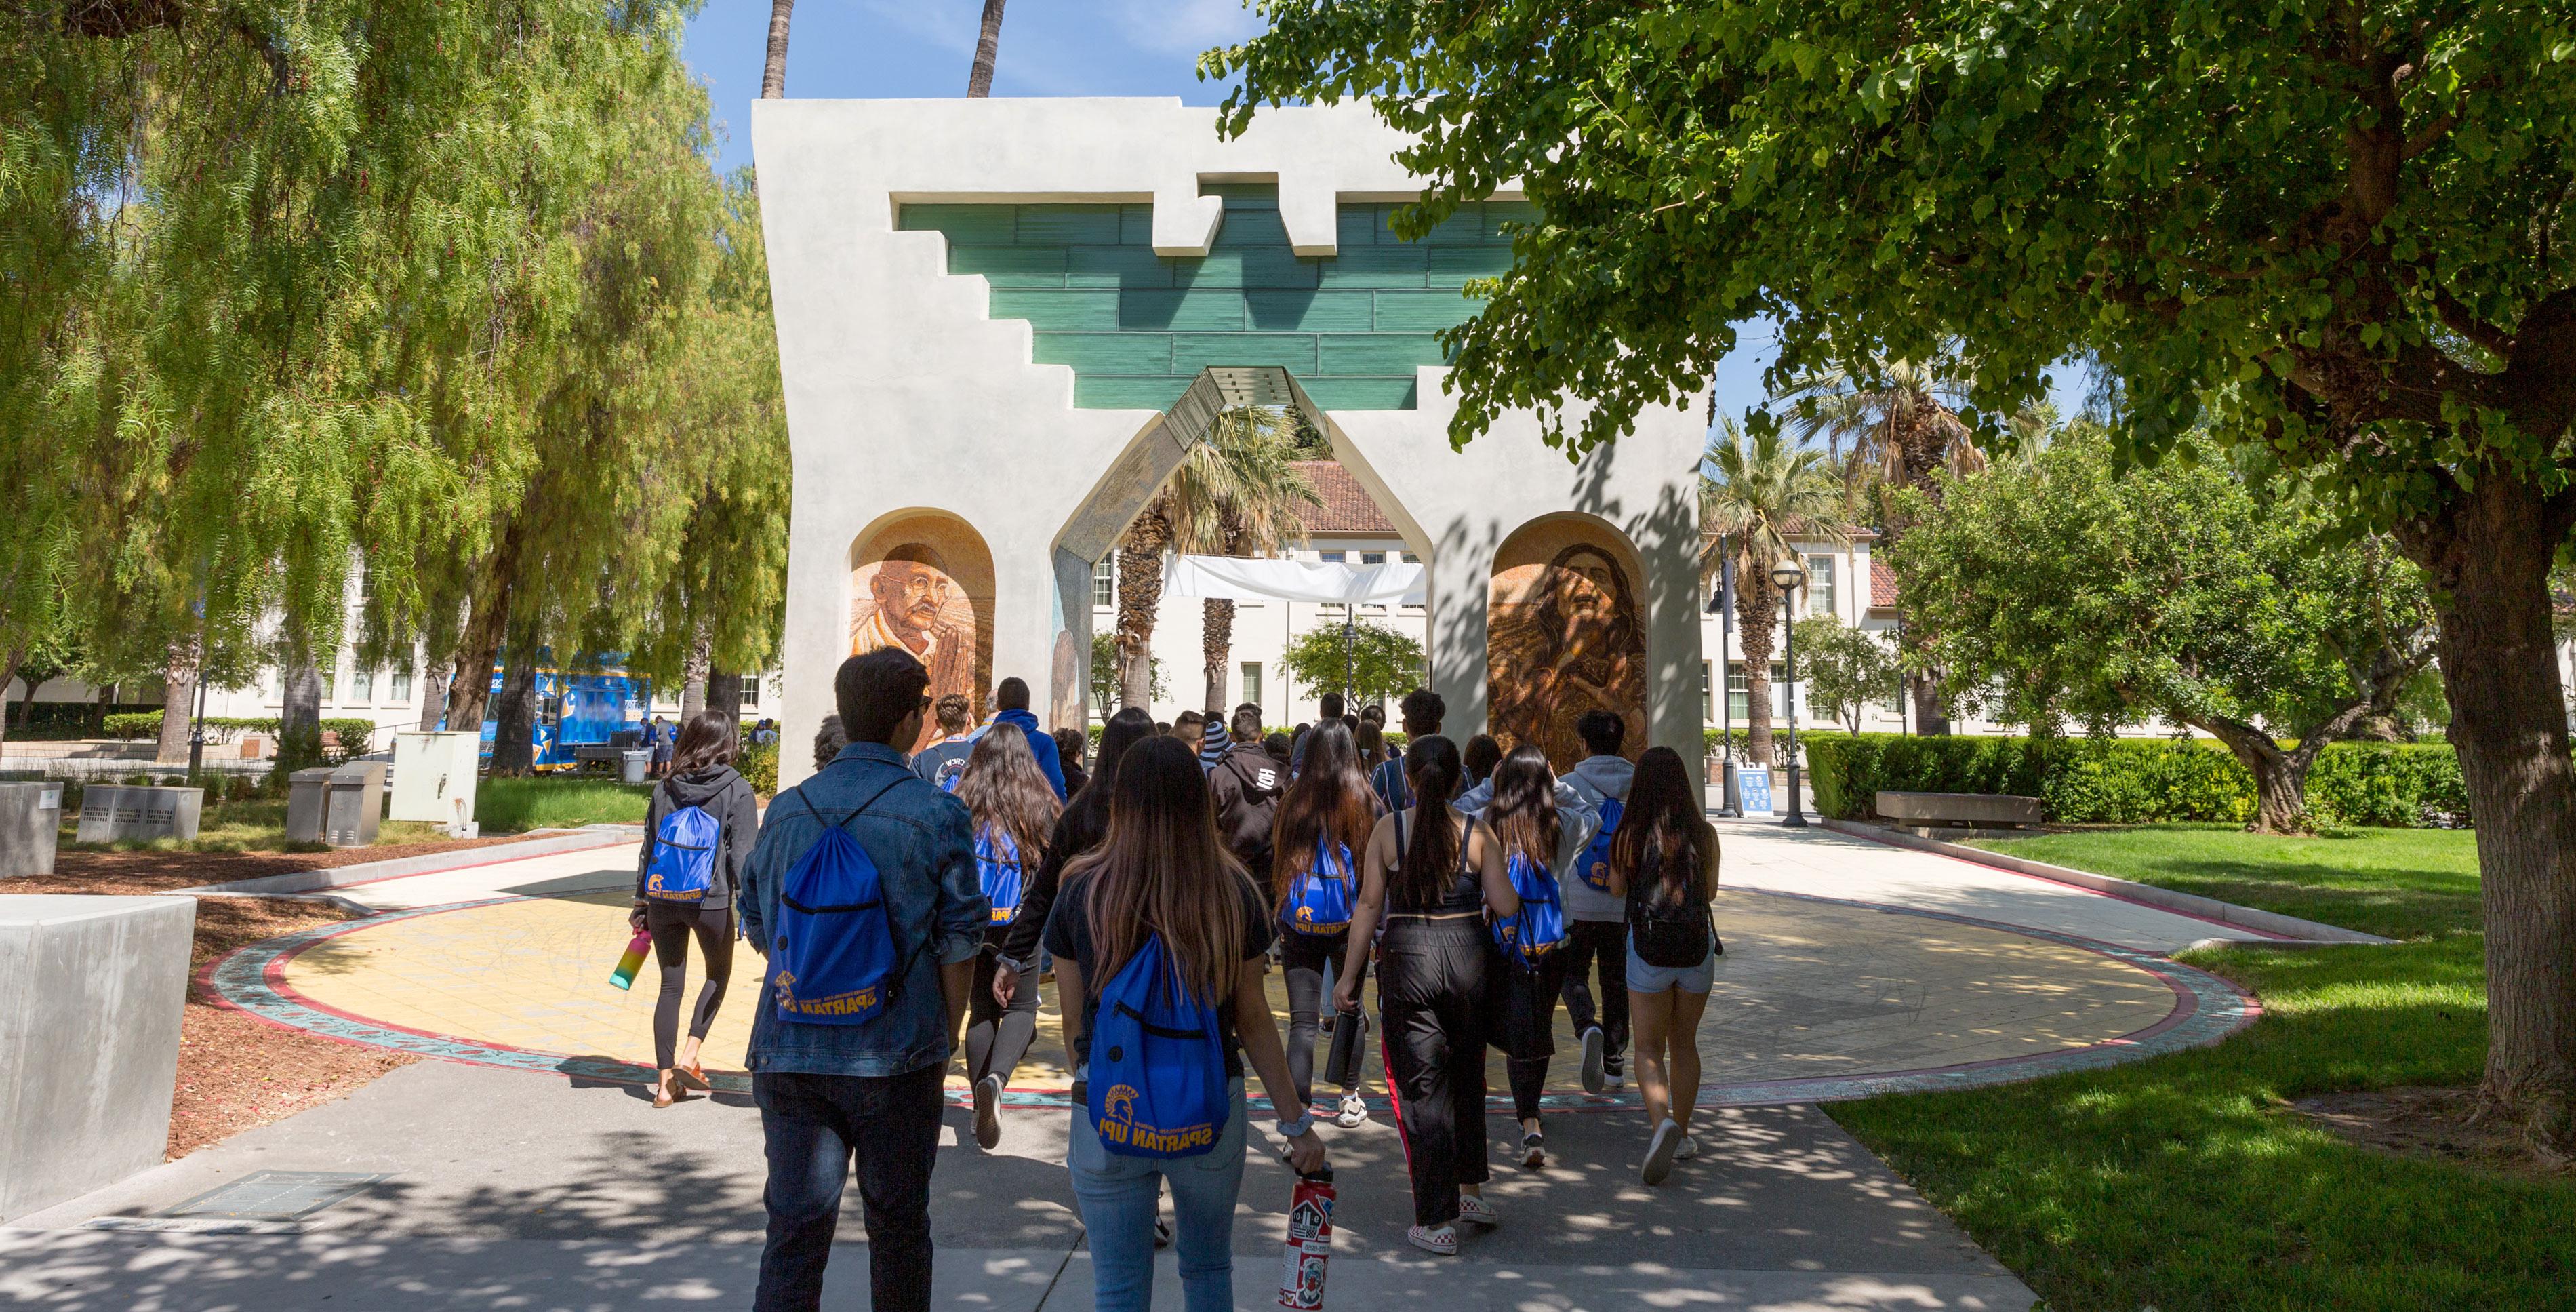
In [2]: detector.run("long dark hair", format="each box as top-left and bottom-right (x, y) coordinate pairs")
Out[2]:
(1462, 733), (1502, 788)
(1391, 734), (1464, 911)
(1271, 718), (1375, 913)
(1487, 744), (1561, 872)
(670, 711), (738, 776)
(1068, 734), (1248, 1002)
(1352, 719), (1386, 767)
(1611, 746), (1706, 904)
(1064, 707), (1155, 842)
(959, 723), (1060, 871)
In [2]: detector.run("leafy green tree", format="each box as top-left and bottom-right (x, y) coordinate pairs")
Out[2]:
(1893, 433), (2434, 832)
(1280, 618), (1425, 709)
(1214, 0), (2576, 1145)
(1699, 419), (1847, 765)
(1792, 616), (1902, 736)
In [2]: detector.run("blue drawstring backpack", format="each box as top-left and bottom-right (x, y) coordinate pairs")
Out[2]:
(644, 803), (721, 902)
(1491, 850), (1569, 971)
(976, 825), (1026, 926)
(1576, 797), (1624, 892)
(1088, 935), (1229, 1159)
(769, 781), (917, 1025)
(1281, 838), (1356, 937)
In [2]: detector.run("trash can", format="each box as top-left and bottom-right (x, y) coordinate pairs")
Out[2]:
(325, 761), (388, 848)
(622, 750), (651, 784)
(0, 781), (64, 879)
(285, 767), (336, 844)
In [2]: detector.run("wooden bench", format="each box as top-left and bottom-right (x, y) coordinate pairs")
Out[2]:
(1875, 791), (2044, 833)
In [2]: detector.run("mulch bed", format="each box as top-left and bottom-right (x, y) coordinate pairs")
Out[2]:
(2292, 1085), (2575, 1182)
(3, 865), (424, 1159)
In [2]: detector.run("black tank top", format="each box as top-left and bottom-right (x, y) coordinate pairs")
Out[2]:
(1388, 811), (1483, 915)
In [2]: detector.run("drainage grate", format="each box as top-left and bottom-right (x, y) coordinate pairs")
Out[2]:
(157, 1171), (386, 1221)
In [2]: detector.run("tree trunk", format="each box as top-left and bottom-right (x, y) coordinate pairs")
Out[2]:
(2398, 474), (2576, 1153)
(489, 639), (539, 777)
(443, 527), (524, 732)
(2201, 721), (2312, 835)
(966, 0), (1007, 96)
(679, 627), (712, 724)
(710, 671), (745, 727)
(278, 658), (324, 774)
(1203, 597), (1233, 713)
(1115, 510), (1169, 710)
(1737, 559), (1780, 766)
(416, 667), (451, 732)
(761, 0), (794, 98)
(1908, 671), (1952, 736)
(0, 643), (22, 757)
(156, 637), (199, 766)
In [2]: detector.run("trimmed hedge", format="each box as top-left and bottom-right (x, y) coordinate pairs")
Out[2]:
(98, 712), (376, 754)
(738, 739), (779, 794)
(1807, 734), (2468, 829)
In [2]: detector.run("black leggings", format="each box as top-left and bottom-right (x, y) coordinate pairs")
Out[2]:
(1496, 948), (1571, 1124)
(647, 901), (734, 1069)
(965, 946), (1039, 1088)
(1280, 931), (1360, 1108)
(1560, 919), (1630, 1069)
(1378, 918), (1489, 1228)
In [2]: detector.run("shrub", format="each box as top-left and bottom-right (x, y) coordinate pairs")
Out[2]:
(1807, 733), (2468, 828)
(102, 713), (282, 742)
(738, 738), (779, 794)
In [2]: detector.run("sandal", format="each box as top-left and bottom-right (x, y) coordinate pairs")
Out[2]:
(652, 1071), (681, 1109)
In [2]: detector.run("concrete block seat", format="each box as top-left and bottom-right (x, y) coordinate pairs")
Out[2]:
(1876, 790), (2045, 836)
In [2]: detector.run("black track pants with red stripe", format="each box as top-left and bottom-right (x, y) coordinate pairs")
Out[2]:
(1376, 917), (1491, 1228)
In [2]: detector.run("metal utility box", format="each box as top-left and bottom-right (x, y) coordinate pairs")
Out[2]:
(75, 785), (202, 843)
(389, 731), (481, 836)
(285, 768), (336, 844)
(0, 781), (65, 878)
(324, 761), (386, 848)
(622, 749), (650, 784)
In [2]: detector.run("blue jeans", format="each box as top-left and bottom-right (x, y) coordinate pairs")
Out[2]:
(1068, 1077), (1249, 1312)
(753, 1064), (946, 1312)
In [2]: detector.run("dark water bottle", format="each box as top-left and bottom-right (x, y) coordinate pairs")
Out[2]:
(1323, 1005), (1367, 1090)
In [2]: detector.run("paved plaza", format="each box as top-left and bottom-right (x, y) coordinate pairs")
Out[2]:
(2, 820), (2272, 1309)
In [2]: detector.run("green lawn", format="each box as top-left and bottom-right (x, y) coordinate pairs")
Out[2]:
(1828, 825), (2572, 1310)
(1966, 823), (2480, 939)
(474, 776), (652, 833)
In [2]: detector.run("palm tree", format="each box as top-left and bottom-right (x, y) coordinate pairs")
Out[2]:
(761, 1), (794, 99)
(1699, 418), (1847, 767)
(1114, 407), (1319, 711)
(967, 0), (1007, 96)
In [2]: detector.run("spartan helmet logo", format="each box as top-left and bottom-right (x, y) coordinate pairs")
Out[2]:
(1103, 1084), (1138, 1129)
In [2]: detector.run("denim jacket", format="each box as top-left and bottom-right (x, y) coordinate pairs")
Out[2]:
(738, 741), (989, 1078)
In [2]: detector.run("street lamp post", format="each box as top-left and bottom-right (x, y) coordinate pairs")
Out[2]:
(1772, 559), (1809, 828)
(1712, 540), (1739, 818)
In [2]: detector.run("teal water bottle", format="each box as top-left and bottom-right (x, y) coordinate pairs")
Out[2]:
(609, 926), (653, 990)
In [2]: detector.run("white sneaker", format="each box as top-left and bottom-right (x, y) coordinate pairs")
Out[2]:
(1676, 1133), (1699, 1161)
(972, 1074), (1003, 1150)
(1337, 1091), (1370, 1128)
(1455, 1193), (1499, 1227)
(1407, 1224), (1458, 1256)
(1643, 1117), (1683, 1185)
(1604, 1061), (1626, 1092)
(1579, 1027), (1606, 1095)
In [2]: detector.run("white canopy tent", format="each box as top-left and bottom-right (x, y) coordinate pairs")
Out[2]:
(1162, 555), (1426, 703)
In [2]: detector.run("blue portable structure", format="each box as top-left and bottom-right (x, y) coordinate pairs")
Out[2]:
(475, 658), (653, 772)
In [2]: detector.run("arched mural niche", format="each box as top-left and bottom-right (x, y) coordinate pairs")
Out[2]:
(849, 511), (996, 751)
(1486, 515), (1649, 772)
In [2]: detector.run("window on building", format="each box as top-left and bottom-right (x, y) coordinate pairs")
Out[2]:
(1241, 662), (1262, 710)
(1702, 660), (1713, 724)
(1361, 551), (1386, 565)
(349, 669), (374, 702)
(1805, 554), (1836, 616)
(1401, 551), (1420, 563)
(741, 679), (759, 707)
(319, 667), (337, 702)
(1725, 661), (1789, 721)
(390, 670), (411, 703)
(1319, 550), (1346, 563)
(1092, 558), (1115, 608)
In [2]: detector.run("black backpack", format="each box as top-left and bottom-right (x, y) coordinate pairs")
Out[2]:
(1628, 840), (1716, 968)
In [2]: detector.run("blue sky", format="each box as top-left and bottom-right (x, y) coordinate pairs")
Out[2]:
(680, 1), (2089, 427)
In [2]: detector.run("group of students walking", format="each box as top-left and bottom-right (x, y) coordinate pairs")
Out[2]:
(624, 647), (1721, 1312)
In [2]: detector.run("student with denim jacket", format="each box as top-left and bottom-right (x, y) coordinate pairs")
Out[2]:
(737, 648), (990, 1312)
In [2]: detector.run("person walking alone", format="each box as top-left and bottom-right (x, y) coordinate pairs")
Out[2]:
(1337, 735), (1515, 1256)
(631, 711), (760, 1107)
(1560, 710), (1638, 1095)
(1609, 747), (1723, 1185)
(955, 725), (1060, 1150)
(1046, 734), (1327, 1311)
(738, 649), (989, 1312)
(1460, 744), (1596, 1170)
(910, 694), (977, 789)
(1268, 719), (1380, 1129)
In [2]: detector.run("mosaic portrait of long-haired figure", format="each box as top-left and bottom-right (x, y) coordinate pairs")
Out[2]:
(1487, 542), (1647, 770)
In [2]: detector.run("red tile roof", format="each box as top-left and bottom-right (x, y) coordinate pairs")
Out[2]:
(1294, 460), (1398, 534)
(1871, 557), (1898, 609)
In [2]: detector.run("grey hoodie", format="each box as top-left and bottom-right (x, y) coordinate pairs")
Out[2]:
(635, 766), (759, 910)
(1451, 766), (1603, 910)
(1558, 755), (1636, 922)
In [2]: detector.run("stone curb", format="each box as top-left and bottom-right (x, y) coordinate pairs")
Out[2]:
(174, 825), (643, 898)
(1820, 818), (2395, 946)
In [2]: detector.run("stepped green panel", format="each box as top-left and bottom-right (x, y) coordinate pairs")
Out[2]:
(1076, 375), (1196, 410)
(1212, 208), (1291, 248)
(1119, 204), (1154, 244)
(1066, 245), (1173, 290)
(949, 245), (1065, 287)
(1483, 201), (1541, 240)
(1421, 208), (1485, 245)
(1201, 182), (1280, 205)
(988, 290), (1119, 330)
(1321, 334), (1451, 375)
(1173, 333), (1319, 374)
(899, 204), (1016, 243)
(1336, 207), (1382, 248)
(1245, 290), (1375, 332)
(1173, 247), (1319, 290)
(1301, 376), (1419, 409)
(1429, 245), (1514, 287)
(1121, 289), (1246, 332)
(1034, 332), (1174, 373)
(1316, 247), (1430, 290)
(1018, 205), (1125, 245)
(1374, 290), (1488, 331)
